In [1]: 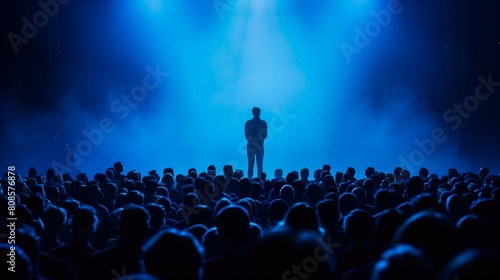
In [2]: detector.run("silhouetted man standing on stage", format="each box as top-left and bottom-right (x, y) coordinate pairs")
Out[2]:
(245, 107), (267, 179)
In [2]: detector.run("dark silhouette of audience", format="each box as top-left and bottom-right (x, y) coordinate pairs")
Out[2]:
(143, 228), (202, 280)
(50, 205), (99, 277)
(1, 163), (500, 280)
(84, 203), (150, 280)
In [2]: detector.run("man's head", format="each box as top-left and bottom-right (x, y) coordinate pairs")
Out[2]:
(252, 107), (261, 117)
(114, 162), (124, 173)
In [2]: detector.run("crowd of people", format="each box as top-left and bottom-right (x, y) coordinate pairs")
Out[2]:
(1, 162), (500, 280)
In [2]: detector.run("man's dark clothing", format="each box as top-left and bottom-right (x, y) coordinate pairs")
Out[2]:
(245, 117), (267, 178)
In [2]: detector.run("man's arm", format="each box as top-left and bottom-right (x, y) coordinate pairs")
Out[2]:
(261, 120), (268, 142)
(244, 121), (250, 141)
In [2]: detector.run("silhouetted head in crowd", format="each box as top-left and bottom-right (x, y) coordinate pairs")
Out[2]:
(28, 167), (38, 178)
(45, 168), (56, 183)
(161, 172), (175, 190)
(207, 164), (216, 173)
(40, 205), (67, 252)
(316, 199), (340, 229)
(300, 168), (309, 180)
(343, 209), (374, 246)
(313, 169), (322, 183)
(76, 173), (89, 184)
(440, 248), (500, 280)
(279, 184), (295, 206)
(363, 177), (376, 193)
(105, 168), (115, 181)
(250, 181), (263, 200)
(371, 244), (433, 280)
(187, 169), (197, 178)
(401, 170), (410, 181)
(234, 169), (244, 179)
(126, 190), (145, 206)
(145, 203), (165, 236)
(14, 204), (35, 229)
(306, 183), (322, 207)
(62, 173), (74, 182)
(13, 226), (42, 277)
(479, 166), (489, 179)
(285, 171), (299, 185)
(154, 196), (171, 214)
(142, 228), (202, 280)
(346, 167), (356, 178)
(374, 189), (393, 213)
(213, 197), (232, 217)
(469, 198), (500, 246)
(335, 171), (344, 185)
(163, 167), (174, 176)
(393, 166), (405, 178)
(322, 164), (331, 172)
(274, 168), (284, 181)
(259, 171), (267, 182)
(268, 198), (289, 227)
(393, 210), (460, 273)
(84, 183), (105, 204)
(283, 202), (321, 233)
(404, 176), (424, 200)
(186, 224), (208, 245)
(114, 192), (128, 210)
(127, 170), (141, 182)
(445, 193), (469, 221)
(235, 198), (255, 222)
(238, 178), (252, 198)
(113, 161), (124, 174)
(25, 194), (45, 220)
(411, 192), (438, 213)
(291, 179), (306, 202)
(418, 167), (429, 179)
(223, 164), (234, 179)
(319, 170), (331, 183)
(94, 172), (109, 187)
(188, 169), (198, 180)
(71, 204), (98, 241)
(365, 166), (375, 178)
(244, 228), (335, 280)
(215, 205), (251, 245)
(372, 208), (406, 257)
(182, 192), (199, 210)
(456, 214), (495, 250)
(44, 185), (61, 205)
(153, 186), (168, 198)
(448, 168), (459, 179)
(117, 203), (150, 244)
(352, 187), (367, 205)
(338, 192), (358, 218)
(190, 204), (213, 229)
